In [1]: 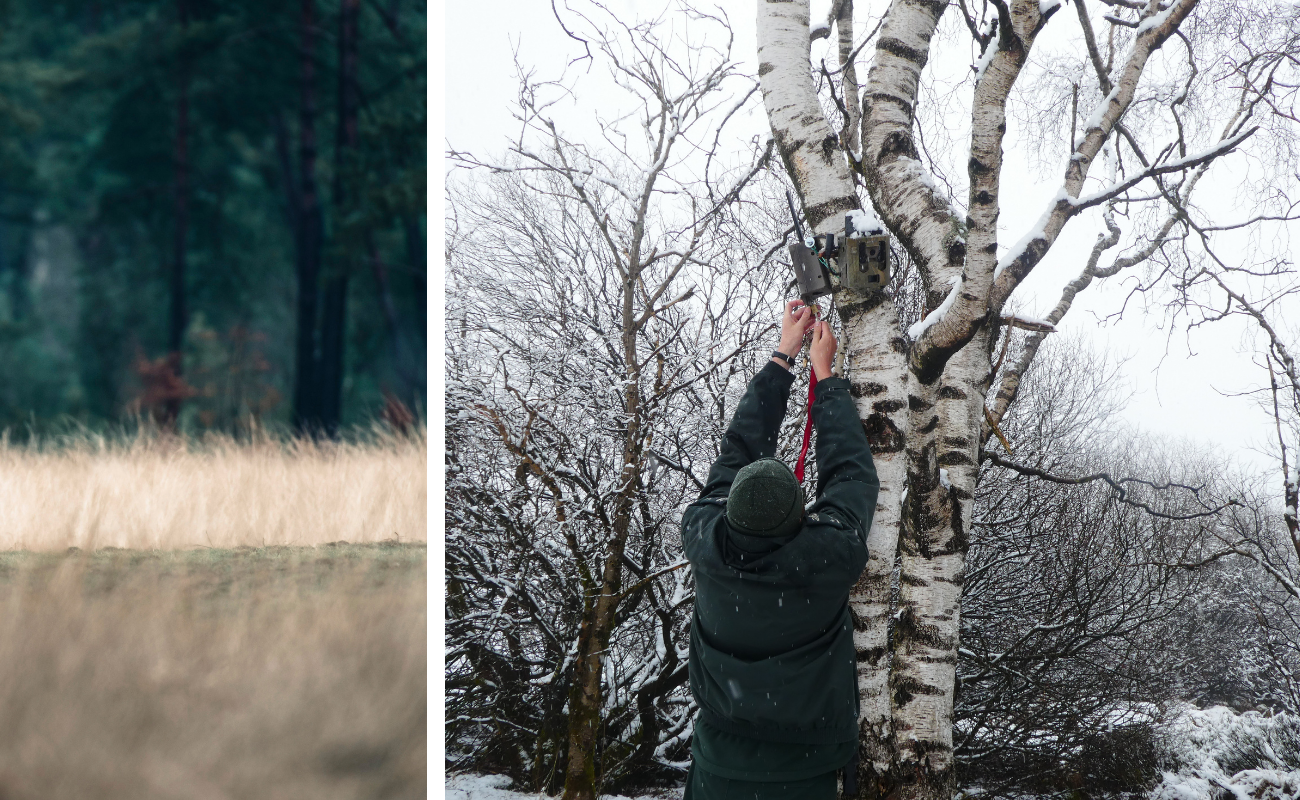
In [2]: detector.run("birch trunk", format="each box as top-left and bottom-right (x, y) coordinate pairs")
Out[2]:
(759, 2), (910, 789)
(757, 0), (1217, 795)
(757, 0), (856, 228)
(840, 293), (908, 792)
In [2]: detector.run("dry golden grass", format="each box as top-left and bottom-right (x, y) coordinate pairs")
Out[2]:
(0, 545), (426, 800)
(0, 432), (427, 798)
(0, 428), (427, 550)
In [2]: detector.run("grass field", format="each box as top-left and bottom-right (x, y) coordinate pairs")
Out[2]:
(0, 428), (427, 550)
(0, 432), (427, 799)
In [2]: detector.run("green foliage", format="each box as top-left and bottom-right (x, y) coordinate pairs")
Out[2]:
(0, 0), (426, 433)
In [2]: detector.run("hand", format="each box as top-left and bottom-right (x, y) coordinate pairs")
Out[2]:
(776, 300), (815, 363)
(809, 320), (836, 381)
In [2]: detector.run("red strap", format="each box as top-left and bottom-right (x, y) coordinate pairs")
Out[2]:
(794, 368), (817, 483)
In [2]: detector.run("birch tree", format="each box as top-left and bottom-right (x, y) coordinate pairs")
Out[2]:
(757, 0), (1300, 796)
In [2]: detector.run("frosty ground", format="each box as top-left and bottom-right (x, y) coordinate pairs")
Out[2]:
(447, 705), (1300, 800)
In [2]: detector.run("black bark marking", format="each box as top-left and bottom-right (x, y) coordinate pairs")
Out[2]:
(821, 134), (838, 163)
(878, 130), (918, 161)
(872, 399), (905, 413)
(919, 652), (958, 665)
(1005, 236), (1051, 282)
(908, 395), (933, 412)
(892, 675), (943, 709)
(936, 570), (966, 587)
(806, 196), (858, 229)
(974, 190), (993, 205)
(900, 572), (928, 587)
(941, 436), (969, 448)
(895, 607), (955, 651)
(857, 646), (888, 665)
(890, 336), (909, 354)
(937, 386), (967, 400)
(840, 289), (887, 314)
(864, 414), (905, 453)
(947, 237), (967, 263)
(758, 62), (775, 77)
(851, 382), (888, 398)
(877, 37), (928, 66)
(968, 158), (991, 176)
(944, 494), (968, 553)
(936, 451), (973, 466)
(866, 92), (914, 118)
(918, 415), (939, 434)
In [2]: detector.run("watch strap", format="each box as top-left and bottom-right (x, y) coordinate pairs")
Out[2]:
(772, 350), (796, 367)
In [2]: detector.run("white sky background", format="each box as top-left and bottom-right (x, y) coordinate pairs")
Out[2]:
(443, 0), (1296, 477)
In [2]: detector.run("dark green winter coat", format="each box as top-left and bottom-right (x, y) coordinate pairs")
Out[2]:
(682, 360), (879, 746)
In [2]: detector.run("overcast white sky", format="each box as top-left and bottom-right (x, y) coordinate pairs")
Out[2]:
(441, 0), (1294, 477)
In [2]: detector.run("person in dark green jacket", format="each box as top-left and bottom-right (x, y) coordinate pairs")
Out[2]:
(681, 299), (880, 800)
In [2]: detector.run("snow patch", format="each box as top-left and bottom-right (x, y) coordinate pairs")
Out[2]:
(1152, 769), (1300, 800)
(974, 34), (999, 82)
(1002, 313), (1056, 331)
(1136, 2), (1177, 33)
(1081, 86), (1122, 138)
(1038, 0), (1062, 15)
(447, 773), (673, 800)
(1070, 128), (1256, 209)
(939, 468), (951, 489)
(908, 274), (963, 340)
(994, 191), (1067, 279)
(1150, 704), (1300, 800)
(846, 208), (883, 235)
(810, 19), (830, 36)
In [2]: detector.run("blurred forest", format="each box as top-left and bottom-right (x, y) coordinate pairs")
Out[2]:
(0, 0), (426, 437)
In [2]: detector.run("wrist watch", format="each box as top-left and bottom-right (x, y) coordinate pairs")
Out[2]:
(772, 350), (796, 367)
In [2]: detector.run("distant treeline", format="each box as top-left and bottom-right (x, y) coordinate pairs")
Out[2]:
(0, 0), (426, 436)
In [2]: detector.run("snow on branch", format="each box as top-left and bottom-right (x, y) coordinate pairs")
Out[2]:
(994, 193), (1064, 280)
(1000, 314), (1057, 333)
(1069, 127), (1258, 212)
(907, 274), (963, 340)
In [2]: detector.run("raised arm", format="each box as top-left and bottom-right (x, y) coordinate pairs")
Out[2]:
(809, 320), (879, 539)
(696, 300), (813, 500)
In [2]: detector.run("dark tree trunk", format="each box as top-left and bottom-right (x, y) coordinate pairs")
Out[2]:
(402, 214), (425, 347)
(318, 274), (348, 433)
(165, 0), (192, 428)
(366, 234), (419, 405)
(319, 0), (360, 436)
(292, 0), (324, 434)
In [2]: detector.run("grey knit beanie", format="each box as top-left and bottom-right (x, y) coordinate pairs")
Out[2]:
(726, 458), (805, 538)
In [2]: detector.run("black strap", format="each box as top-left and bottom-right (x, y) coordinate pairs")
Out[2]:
(772, 350), (796, 367)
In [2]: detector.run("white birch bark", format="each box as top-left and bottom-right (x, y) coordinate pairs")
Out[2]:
(841, 293), (908, 784)
(757, 0), (1228, 796)
(757, 0), (857, 228)
(759, 3), (911, 788)
(883, 0), (1053, 790)
(859, 0), (963, 291)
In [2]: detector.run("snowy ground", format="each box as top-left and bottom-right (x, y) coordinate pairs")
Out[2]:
(447, 705), (1300, 800)
(445, 773), (681, 800)
(1150, 704), (1300, 800)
